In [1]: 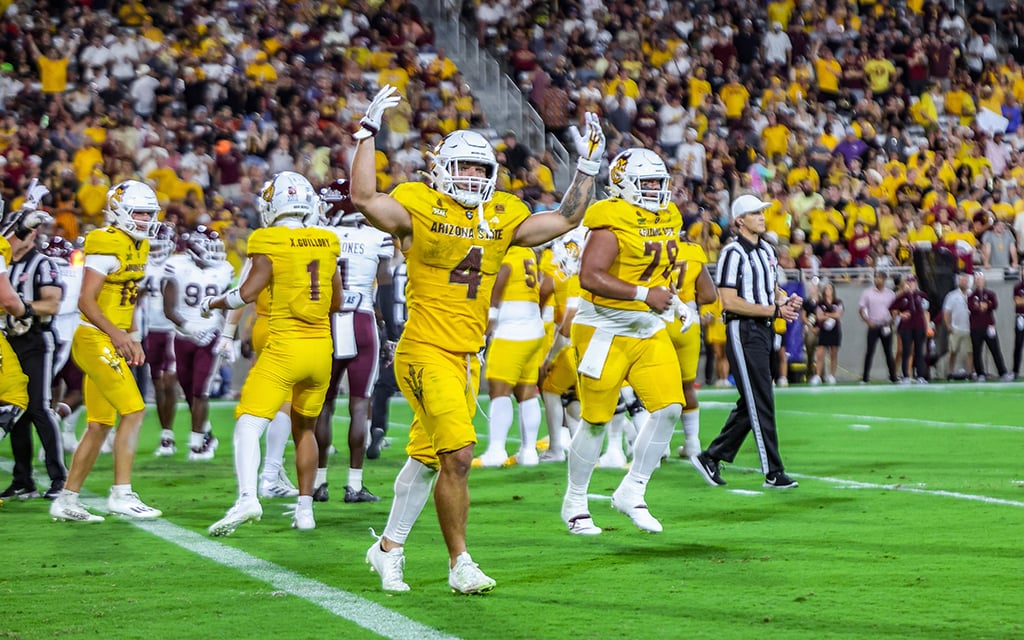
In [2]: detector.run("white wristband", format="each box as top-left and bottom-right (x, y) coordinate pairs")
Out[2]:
(225, 288), (246, 309)
(633, 286), (649, 302)
(221, 322), (237, 340)
(488, 307), (499, 321)
(577, 158), (601, 176)
(128, 330), (142, 342)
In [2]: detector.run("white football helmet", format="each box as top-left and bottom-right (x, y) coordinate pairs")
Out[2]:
(259, 171), (317, 228)
(552, 225), (588, 277)
(105, 180), (161, 241)
(607, 148), (671, 213)
(429, 130), (498, 208)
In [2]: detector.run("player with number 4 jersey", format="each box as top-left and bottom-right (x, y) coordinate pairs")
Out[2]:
(351, 84), (602, 595)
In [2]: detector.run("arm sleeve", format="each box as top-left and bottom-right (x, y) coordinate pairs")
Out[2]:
(84, 254), (120, 275)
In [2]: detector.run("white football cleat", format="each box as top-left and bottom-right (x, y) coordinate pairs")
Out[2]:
(366, 533), (410, 592)
(472, 449), (508, 468)
(50, 493), (104, 523)
(291, 505), (315, 531)
(260, 470), (300, 498)
(154, 438), (176, 457)
(449, 552), (496, 595)
(515, 448), (539, 467)
(597, 448), (628, 469)
(677, 436), (701, 459)
(208, 498), (262, 537)
(611, 487), (662, 533)
(538, 448), (566, 463)
(108, 490), (162, 519)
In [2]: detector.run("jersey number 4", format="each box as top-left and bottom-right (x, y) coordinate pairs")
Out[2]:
(449, 246), (483, 299)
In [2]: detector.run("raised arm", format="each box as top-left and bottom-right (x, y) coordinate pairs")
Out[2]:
(349, 86), (413, 239)
(512, 112), (605, 247)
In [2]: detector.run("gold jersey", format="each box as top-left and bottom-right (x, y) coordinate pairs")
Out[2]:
(255, 285), (271, 317)
(81, 227), (149, 329)
(500, 245), (540, 304)
(675, 241), (709, 305)
(246, 225), (340, 340)
(581, 199), (682, 312)
(391, 182), (531, 353)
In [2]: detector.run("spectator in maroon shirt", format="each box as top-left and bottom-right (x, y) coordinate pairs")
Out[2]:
(890, 273), (931, 382)
(1012, 264), (1024, 378)
(848, 221), (872, 267)
(213, 139), (244, 203)
(967, 272), (1011, 380)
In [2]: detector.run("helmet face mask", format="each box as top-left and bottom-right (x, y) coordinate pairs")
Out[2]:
(106, 180), (161, 241)
(259, 171), (317, 228)
(40, 235), (75, 261)
(182, 225), (225, 268)
(148, 223), (176, 264)
(430, 131), (498, 208)
(318, 179), (363, 226)
(607, 148), (671, 213)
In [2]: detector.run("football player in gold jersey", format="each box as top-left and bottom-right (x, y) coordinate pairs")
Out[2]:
(50, 181), (162, 522)
(474, 245), (545, 467)
(563, 148), (687, 536)
(352, 85), (604, 594)
(0, 203), (32, 444)
(671, 239), (718, 460)
(204, 171), (342, 536)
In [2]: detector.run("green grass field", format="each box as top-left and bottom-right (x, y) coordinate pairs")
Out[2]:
(3, 383), (1024, 640)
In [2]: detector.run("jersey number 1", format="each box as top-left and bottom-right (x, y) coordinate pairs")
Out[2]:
(307, 260), (321, 301)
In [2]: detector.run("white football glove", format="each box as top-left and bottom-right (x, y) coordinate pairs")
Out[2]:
(213, 335), (236, 363)
(568, 112), (606, 176)
(678, 302), (696, 333)
(199, 296), (214, 318)
(193, 327), (218, 347)
(23, 178), (50, 210)
(354, 84), (402, 140)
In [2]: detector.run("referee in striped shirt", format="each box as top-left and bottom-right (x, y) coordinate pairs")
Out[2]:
(1, 209), (67, 500)
(691, 195), (802, 489)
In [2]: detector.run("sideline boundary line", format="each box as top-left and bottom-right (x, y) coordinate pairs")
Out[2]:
(0, 459), (460, 640)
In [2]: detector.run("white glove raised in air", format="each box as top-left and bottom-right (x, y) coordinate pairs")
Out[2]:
(568, 112), (606, 176)
(23, 178), (50, 210)
(354, 84), (402, 140)
(213, 334), (236, 363)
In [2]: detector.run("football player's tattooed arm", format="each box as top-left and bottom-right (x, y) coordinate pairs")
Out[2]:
(79, 267), (144, 365)
(350, 138), (413, 240)
(511, 172), (596, 248)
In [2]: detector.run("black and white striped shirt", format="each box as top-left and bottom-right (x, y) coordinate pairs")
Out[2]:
(7, 248), (63, 332)
(716, 235), (778, 313)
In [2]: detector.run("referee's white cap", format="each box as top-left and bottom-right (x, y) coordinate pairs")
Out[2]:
(730, 194), (771, 220)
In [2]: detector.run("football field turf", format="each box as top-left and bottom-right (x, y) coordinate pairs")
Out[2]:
(3, 383), (1023, 639)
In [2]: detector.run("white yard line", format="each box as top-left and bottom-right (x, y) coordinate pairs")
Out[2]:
(0, 459), (460, 640)
(781, 410), (1024, 432)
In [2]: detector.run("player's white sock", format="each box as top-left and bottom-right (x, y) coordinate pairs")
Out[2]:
(160, 428), (174, 441)
(604, 413), (627, 458)
(565, 421), (605, 504)
(347, 467), (363, 491)
(315, 467), (327, 487)
(623, 404), (682, 494)
(518, 397), (541, 455)
(189, 431), (204, 449)
(203, 420), (212, 434)
(542, 391), (564, 453)
(682, 408), (700, 445)
(297, 495), (313, 509)
(382, 458), (436, 545)
(262, 410), (291, 482)
(235, 414), (270, 499)
(484, 396), (513, 458)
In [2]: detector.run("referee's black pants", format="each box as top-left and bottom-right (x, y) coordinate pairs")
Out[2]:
(7, 330), (66, 489)
(707, 319), (785, 475)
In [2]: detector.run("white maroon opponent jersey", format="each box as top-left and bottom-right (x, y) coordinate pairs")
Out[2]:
(52, 255), (84, 344)
(162, 254), (234, 333)
(141, 261), (174, 333)
(327, 222), (394, 313)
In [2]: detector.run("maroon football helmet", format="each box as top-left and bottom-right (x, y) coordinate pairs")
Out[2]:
(40, 235), (75, 261)
(318, 179), (361, 226)
(181, 224), (226, 267)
